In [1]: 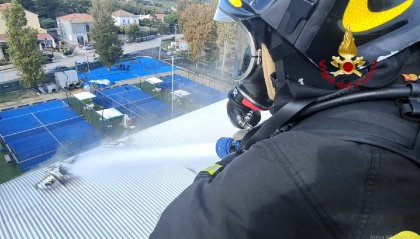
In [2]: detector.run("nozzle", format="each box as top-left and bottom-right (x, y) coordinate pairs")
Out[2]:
(216, 137), (241, 158)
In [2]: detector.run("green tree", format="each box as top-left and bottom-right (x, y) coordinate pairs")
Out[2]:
(156, 21), (167, 34)
(58, 0), (91, 15)
(116, 1), (144, 15)
(126, 24), (141, 41)
(34, 0), (59, 18)
(39, 17), (56, 29)
(179, 1), (217, 62)
(139, 18), (152, 27)
(15, 0), (34, 11)
(164, 12), (178, 25)
(3, 0), (44, 88)
(91, 0), (123, 70)
(216, 22), (236, 76)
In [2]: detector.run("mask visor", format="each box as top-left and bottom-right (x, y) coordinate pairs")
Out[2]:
(232, 22), (258, 82)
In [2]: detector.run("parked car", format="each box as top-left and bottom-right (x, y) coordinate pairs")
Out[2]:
(42, 53), (54, 64)
(53, 65), (69, 72)
(82, 43), (93, 50)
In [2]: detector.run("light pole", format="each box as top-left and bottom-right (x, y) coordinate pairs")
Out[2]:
(158, 38), (162, 60)
(171, 55), (174, 118)
(85, 42), (90, 74)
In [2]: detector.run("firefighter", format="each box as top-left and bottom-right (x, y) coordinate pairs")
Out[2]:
(150, 0), (420, 238)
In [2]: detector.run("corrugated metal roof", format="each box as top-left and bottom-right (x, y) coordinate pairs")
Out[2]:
(0, 100), (251, 239)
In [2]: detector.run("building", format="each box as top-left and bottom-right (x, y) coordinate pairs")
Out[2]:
(139, 14), (154, 21)
(0, 3), (45, 35)
(57, 13), (93, 45)
(0, 3), (47, 61)
(37, 33), (56, 49)
(153, 13), (166, 22)
(112, 10), (139, 27)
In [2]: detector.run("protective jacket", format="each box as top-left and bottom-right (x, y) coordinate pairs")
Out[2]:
(150, 99), (420, 239)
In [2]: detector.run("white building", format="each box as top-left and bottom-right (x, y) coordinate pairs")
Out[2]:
(57, 13), (93, 45)
(112, 10), (139, 27)
(139, 14), (155, 21)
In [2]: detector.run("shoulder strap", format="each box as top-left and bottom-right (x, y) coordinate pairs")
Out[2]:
(293, 101), (420, 165)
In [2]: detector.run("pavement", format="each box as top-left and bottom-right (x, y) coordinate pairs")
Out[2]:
(0, 34), (182, 84)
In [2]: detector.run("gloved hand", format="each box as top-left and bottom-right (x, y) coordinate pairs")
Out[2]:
(226, 65), (272, 129)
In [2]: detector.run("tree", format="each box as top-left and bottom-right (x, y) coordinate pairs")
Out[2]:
(3, 0), (44, 88)
(91, 0), (123, 70)
(179, 1), (217, 62)
(58, 0), (91, 15)
(156, 21), (167, 34)
(126, 24), (141, 41)
(34, 0), (59, 18)
(39, 17), (56, 29)
(164, 12), (178, 25)
(115, 1), (145, 15)
(15, 0), (34, 11)
(139, 18), (152, 27)
(216, 22), (236, 76)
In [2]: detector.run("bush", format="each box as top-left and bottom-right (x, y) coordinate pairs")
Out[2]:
(40, 18), (57, 29)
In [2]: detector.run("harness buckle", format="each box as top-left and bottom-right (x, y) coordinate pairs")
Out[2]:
(400, 83), (420, 121)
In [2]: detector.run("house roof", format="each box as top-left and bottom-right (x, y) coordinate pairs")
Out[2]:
(0, 3), (10, 11)
(0, 100), (237, 239)
(37, 33), (54, 40)
(57, 13), (93, 23)
(112, 10), (135, 17)
(0, 33), (53, 42)
(154, 13), (166, 21)
(139, 14), (153, 20)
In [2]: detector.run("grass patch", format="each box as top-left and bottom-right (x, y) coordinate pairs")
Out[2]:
(0, 90), (36, 104)
(0, 151), (21, 184)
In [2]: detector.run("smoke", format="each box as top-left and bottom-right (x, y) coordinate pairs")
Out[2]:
(67, 143), (216, 179)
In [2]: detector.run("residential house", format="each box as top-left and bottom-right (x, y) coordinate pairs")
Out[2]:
(57, 13), (93, 45)
(0, 3), (45, 35)
(112, 10), (139, 27)
(139, 14), (154, 21)
(37, 33), (56, 49)
(153, 13), (166, 22)
(0, 3), (48, 61)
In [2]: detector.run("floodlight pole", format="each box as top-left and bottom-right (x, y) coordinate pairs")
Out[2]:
(158, 38), (162, 60)
(171, 55), (174, 118)
(85, 44), (90, 74)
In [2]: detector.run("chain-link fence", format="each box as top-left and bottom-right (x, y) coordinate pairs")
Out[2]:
(65, 95), (114, 134)
(124, 46), (235, 94)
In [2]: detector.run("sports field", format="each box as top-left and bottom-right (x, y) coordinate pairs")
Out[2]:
(0, 100), (103, 172)
(79, 57), (175, 84)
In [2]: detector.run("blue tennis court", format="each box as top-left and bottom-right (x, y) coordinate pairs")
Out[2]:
(78, 57), (175, 84)
(93, 85), (183, 127)
(160, 75), (226, 106)
(0, 100), (103, 172)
